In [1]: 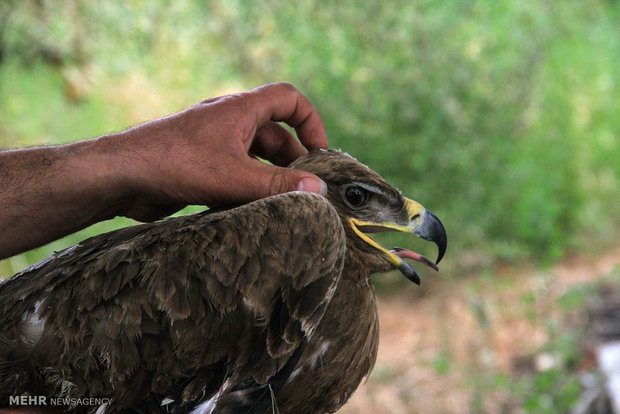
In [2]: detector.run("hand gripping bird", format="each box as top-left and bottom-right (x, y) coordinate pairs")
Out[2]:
(0, 149), (446, 414)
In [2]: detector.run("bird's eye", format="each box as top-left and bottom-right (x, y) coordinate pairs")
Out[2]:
(343, 185), (368, 208)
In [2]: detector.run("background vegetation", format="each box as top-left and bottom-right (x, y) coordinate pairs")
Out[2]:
(1, 1), (619, 412)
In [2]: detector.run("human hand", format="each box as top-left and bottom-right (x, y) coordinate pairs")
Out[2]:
(97, 82), (329, 221)
(0, 83), (329, 258)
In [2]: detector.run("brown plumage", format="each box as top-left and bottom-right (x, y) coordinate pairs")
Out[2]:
(0, 149), (446, 413)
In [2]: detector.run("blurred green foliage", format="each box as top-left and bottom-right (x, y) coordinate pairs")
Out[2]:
(1, 0), (619, 276)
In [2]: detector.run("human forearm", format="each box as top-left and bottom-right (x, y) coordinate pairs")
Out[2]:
(0, 136), (127, 259)
(0, 83), (328, 260)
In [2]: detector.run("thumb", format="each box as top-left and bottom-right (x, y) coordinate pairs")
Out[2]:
(247, 161), (327, 200)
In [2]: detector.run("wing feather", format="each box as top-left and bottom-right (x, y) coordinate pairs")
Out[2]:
(0, 192), (345, 412)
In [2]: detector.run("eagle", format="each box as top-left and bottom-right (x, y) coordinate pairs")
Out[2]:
(0, 149), (446, 413)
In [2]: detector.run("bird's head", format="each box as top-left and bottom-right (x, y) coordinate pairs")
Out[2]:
(290, 149), (447, 284)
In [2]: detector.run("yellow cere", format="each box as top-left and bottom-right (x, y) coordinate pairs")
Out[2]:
(404, 198), (425, 222)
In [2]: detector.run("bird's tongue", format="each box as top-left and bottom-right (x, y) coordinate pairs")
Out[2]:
(391, 247), (439, 272)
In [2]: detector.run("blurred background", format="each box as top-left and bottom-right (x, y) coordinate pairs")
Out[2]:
(1, 1), (619, 412)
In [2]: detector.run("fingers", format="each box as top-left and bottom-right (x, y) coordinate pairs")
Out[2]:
(231, 158), (327, 202)
(250, 122), (307, 167)
(123, 83), (329, 213)
(246, 83), (328, 151)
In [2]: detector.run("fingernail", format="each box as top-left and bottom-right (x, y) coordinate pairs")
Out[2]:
(297, 177), (327, 196)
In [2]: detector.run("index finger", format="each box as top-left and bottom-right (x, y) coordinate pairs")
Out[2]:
(245, 83), (328, 151)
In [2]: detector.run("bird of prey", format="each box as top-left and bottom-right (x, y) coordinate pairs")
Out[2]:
(0, 149), (446, 414)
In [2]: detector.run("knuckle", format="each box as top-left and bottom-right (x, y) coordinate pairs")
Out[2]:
(268, 168), (290, 196)
(227, 92), (250, 109)
(218, 92), (254, 120)
(260, 82), (297, 96)
(274, 82), (297, 94)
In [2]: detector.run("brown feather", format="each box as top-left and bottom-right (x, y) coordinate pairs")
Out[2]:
(0, 149), (437, 414)
(0, 190), (344, 412)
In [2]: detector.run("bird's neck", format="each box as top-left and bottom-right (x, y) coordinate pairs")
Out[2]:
(342, 251), (373, 284)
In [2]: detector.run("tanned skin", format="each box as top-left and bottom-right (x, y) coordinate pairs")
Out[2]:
(0, 83), (328, 260)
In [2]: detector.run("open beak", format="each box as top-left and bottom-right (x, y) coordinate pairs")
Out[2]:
(349, 198), (447, 285)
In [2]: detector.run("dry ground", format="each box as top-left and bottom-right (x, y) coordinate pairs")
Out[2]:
(341, 245), (620, 414)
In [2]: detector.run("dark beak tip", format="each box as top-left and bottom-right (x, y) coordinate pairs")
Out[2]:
(408, 271), (421, 285)
(435, 241), (447, 265)
(399, 261), (421, 285)
(420, 210), (447, 266)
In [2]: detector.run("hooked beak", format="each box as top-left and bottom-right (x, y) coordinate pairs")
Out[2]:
(349, 198), (447, 285)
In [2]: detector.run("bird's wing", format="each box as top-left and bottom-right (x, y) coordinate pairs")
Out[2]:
(0, 192), (345, 410)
